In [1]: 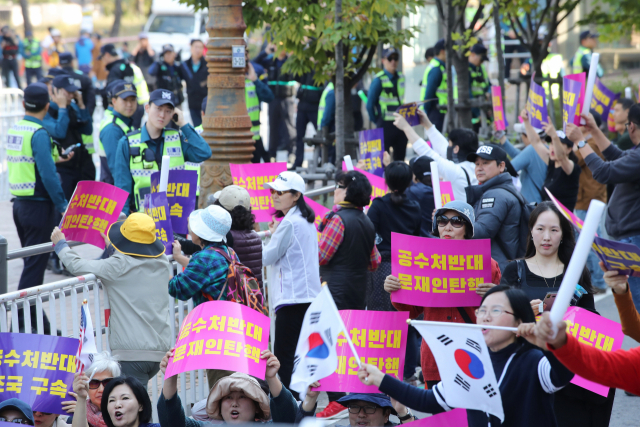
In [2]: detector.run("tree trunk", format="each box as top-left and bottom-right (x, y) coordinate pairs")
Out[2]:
(453, 53), (473, 128)
(445, 0), (455, 131)
(19, 0), (33, 37)
(110, 0), (122, 37)
(334, 0), (345, 168)
(493, 0), (506, 108)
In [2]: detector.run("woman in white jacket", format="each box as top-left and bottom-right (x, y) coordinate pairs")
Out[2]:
(263, 171), (321, 399)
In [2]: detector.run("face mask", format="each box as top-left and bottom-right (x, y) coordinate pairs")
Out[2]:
(447, 146), (459, 163)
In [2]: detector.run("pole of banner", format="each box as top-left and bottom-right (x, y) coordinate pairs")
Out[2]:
(322, 282), (362, 367)
(159, 155), (171, 192)
(549, 199), (605, 335)
(408, 319), (518, 332)
(343, 155), (354, 171)
(580, 53), (600, 125)
(625, 87), (632, 100)
(430, 161), (442, 210)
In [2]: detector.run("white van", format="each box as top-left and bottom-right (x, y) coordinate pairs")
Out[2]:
(144, 0), (208, 61)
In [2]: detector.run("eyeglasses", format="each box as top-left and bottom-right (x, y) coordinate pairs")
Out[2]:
(347, 404), (379, 415)
(335, 183), (347, 190)
(475, 307), (515, 318)
(0, 418), (33, 425)
(387, 55), (399, 62)
(436, 215), (466, 228)
(269, 189), (292, 196)
(89, 378), (114, 389)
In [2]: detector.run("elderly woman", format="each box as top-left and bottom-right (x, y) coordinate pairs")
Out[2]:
(156, 349), (298, 426)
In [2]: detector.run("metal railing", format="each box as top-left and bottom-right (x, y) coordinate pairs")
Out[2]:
(0, 88), (24, 201)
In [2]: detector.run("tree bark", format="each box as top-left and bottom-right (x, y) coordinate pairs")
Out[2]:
(445, 0), (455, 131)
(110, 0), (122, 37)
(334, 0), (345, 168)
(453, 52), (472, 128)
(19, 0), (34, 37)
(493, 0), (505, 108)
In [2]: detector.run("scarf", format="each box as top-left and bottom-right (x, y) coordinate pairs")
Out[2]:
(86, 400), (107, 427)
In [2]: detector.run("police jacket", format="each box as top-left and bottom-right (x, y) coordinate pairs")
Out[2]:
(61, 67), (96, 116)
(104, 59), (134, 106)
(149, 60), (185, 105)
(296, 71), (323, 108)
(465, 172), (523, 271)
(180, 57), (208, 111)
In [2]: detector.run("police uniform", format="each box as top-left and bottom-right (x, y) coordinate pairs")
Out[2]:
(149, 44), (185, 107)
(22, 35), (43, 83)
(293, 72), (323, 168)
(571, 31), (603, 78)
(468, 44), (491, 131)
(113, 89), (212, 214)
(317, 82), (335, 131)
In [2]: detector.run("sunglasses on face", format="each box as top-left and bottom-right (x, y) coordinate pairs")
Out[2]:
(387, 55), (399, 62)
(0, 418), (33, 425)
(347, 404), (379, 414)
(89, 378), (114, 389)
(436, 215), (466, 228)
(269, 189), (293, 196)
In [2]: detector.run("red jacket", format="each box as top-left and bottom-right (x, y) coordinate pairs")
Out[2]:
(392, 258), (502, 382)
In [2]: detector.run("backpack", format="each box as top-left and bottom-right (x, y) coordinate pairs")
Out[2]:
(202, 246), (269, 316)
(495, 186), (536, 259)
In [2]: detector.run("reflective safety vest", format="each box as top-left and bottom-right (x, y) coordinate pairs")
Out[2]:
(470, 63), (489, 98)
(420, 62), (434, 102)
(185, 125), (204, 196)
(131, 63), (150, 105)
(541, 53), (564, 100)
(317, 82), (334, 129)
(375, 70), (405, 121)
(7, 120), (58, 196)
(127, 128), (185, 211)
(23, 39), (42, 69)
(428, 58), (450, 114)
(572, 46), (591, 74)
(245, 79), (260, 141)
(98, 108), (131, 157)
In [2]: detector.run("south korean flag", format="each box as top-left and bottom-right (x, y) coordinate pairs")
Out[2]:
(413, 322), (504, 422)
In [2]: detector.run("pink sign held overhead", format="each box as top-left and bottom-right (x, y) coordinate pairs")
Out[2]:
(491, 86), (508, 131)
(563, 307), (623, 396)
(565, 73), (586, 125)
(391, 233), (490, 307)
(60, 181), (128, 249)
(440, 181), (455, 206)
(402, 409), (468, 427)
(314, 310), (409, 393)
(165, 301), (271, 379)
(230, 162), (287, 223)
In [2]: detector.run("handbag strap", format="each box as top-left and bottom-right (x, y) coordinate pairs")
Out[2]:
(457, 307), (474, 324)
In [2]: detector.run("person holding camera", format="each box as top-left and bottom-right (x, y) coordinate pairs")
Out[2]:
(113, 89), (211, 214)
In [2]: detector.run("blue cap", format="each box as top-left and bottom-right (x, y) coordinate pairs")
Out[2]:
(40, 67), (66, 83)
(59, 52), (74, 65)
(382, 48), (399, 59)
(149, 89), (176, 107)
(109, 79), (137, 99)
(470, 43), (487, 55)
(201, 96), (207, 114)
(432, 200), (476, 237)
(0, 398), (34, 424)
(24, 82), (50, 109)
(98, 43), (118, 60)
(52, 74), (79, 92)
(434, 38), (446, 53)
(337, 393), (397, 415)
(580, 30), (599, 40)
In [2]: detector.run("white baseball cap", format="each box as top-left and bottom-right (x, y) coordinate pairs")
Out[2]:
(188, 205), (232, 243)
(263, 171), (306, 194)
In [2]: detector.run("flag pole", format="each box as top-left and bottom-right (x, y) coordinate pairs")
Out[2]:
(322, 283), (362, 368)
(408, 319), (518, 332)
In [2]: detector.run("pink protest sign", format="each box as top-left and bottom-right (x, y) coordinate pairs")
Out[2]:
(440, 181), (455, 206)
(165, 301), (270, 379)
(491, 86), (507, 131)
(304, 196), (330, 240)
(563, 307), (623, 396)
(402, 409), (468, 427)
(565, 73), (586, 125)
(390, 233), (490, 307)
(230, 163), (287, 222)
(544, 188), (586, 231)
(60, 181), (128, 249)
(315, 310), (409, 393)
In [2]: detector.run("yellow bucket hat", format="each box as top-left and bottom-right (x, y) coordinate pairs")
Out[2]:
(107, 212), (165, 258)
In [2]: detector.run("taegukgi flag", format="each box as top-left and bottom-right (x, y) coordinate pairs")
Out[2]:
(413, 322), (504, 422)
(290, 286), (345, 400)
(76, 302), (98, 372)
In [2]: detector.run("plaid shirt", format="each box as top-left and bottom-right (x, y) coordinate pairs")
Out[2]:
(318, 206), (381, 271)
(168, 242), (238, 307)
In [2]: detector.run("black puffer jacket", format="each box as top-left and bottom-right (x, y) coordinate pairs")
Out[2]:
(229, 229), (263, 289)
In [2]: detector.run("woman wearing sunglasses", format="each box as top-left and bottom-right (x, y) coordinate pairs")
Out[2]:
(384, 200), (501, 389)
(262, 171), (321, 399)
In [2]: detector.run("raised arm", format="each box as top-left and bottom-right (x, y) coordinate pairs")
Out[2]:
(521, 108), (549, 165)
(544, 117), (574, 175)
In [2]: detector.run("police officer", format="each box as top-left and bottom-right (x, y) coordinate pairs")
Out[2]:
(572, 30), (603, 78)
(20, 31), (43, 83)
(293, 71), (323, 168)
(179, 39), (208, 128)
(468, 43), (491, 133)
(43, 75), (95, 199)
(246, 60), (274, 163)
(423, 39), (447, 132)
(8, 83), (69, 331)
(99, 43), (137, 120)
(98, 80), (137, 185)
(149, 44), (185, 107)
(113, 89), (212, 214)
(418, 47), (435, 105)
(317, 79), (335, 133)
(366, 47), (407, 161)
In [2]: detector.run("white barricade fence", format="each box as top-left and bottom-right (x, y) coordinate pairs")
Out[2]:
(0, 88), (25, 201)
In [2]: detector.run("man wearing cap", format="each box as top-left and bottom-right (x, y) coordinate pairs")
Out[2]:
(58, 52), (97, 120)
(180, 39), (208, 128)
(367, 47), (408, 161)
(422, 39), (448, 132)
(572, 30), (603, 78)
(468, 43), (491, 132)
(114, 88), (212, 215)
(44, 74), (95, 199)
(98, 80), (137, 185)
(465, 144), (525, 271)
(74, 29), (94, 75)
(50, 213), (172, 386)
(100, 43), (135, 102)
(149, 44), (185, 107)
(8, 83), (69, 330)
(19, 30), (43, 83)
(0, 398), (35, 425)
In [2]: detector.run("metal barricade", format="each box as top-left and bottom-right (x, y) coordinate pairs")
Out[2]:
(0, 88), (25, 201)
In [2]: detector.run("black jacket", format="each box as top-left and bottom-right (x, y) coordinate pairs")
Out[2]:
(104, 58), (134, 107)
(62, 67), (96, 116)
(179, 57), (208, 111)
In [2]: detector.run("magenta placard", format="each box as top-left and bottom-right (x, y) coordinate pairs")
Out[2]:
(491, 86), (507, 131)
(342, 164), (388, 202)
(563, 307), (623, 396)
(165, 301), (270, 379)
(314, 310), (409, 393)
(440, 181), (455, 206)
(230, 162), (287, 222)
(402, 409), (468, 427)
(390, 233), (489, 307)
(565, 72), (586, 125)
(304, 196), (330, 240)
(544, 188), (586, 232)
(60, 181), (128, 249)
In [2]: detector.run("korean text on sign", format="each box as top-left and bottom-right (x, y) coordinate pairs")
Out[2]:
(165, 301), (271, 379)
(229, 162), (287, 223)
(396, 103), (420, 126)
(565, 72), (586, 125)
(390, 233), (490, 308)
(491, 86), (508, 131)
(144, 192), (173, 254)
(527, 75), (548, 129)
(150, 170), (198, 234)
(315, 310), (409, 393)
(358, 128), (385, 177)
(562, 307), (623, 396)
(60, 181), (128, 249)
(0, 333), (79, 415)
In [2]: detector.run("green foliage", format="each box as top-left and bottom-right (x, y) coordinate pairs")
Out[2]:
(580, 0), (640, 42)
(179, 0), (422, 84)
